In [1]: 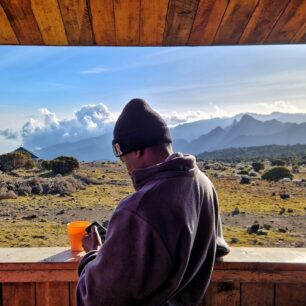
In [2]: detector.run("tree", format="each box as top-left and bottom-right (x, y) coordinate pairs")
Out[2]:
(49, 156), (79, 175)
(0, 152), (34, 172)
(262, 167), (293, 182)
(271, 159), (286, 166)
(252, 162), (265, 172)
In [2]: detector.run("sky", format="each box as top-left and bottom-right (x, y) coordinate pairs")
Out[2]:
(0, 45), (306, 154)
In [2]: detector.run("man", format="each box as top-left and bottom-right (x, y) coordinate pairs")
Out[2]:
(76, 98), (229, 306)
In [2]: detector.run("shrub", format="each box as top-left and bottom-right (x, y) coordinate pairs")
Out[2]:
(237, 170), (249, 175)
(0, 152), (34, 172)
(262, 167), (293, 182)
(40, 160), (51, 170)
(49, 156), (79, 175)
(271, 159), (286, 166)
(252, 162), (265, 172)
(0, 190), (18, 200)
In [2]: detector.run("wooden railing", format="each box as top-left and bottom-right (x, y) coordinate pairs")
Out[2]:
(0, 247), (305, 306)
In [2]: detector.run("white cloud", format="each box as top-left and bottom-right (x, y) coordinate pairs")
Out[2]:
(80, 66), (110, 74)
(255, 100), (299, 113)
(161, 106), (229, 127)
(21, 104), (115, 149)
(0, 128), (19, 140)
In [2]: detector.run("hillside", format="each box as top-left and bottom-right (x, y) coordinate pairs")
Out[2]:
(197, 144), (306, 161)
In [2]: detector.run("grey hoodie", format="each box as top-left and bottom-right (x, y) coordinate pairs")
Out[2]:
(76, 153), (229, 306)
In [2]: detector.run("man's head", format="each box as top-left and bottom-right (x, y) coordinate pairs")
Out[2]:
(112, 99), (173, 174)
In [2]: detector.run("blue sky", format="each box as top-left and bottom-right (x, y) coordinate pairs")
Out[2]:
(1, 45), (306, 153)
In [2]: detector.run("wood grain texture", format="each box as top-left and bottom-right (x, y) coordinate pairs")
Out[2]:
(69, 282), (77, 306)
(275, 283), (306, 306)
(163, 0), (200, 45)
(2, 283), (35, 306)
(0, 4), (18, 44)
(0, 0), (43, 45)
(31, 0), (68, 45)
(203, 281), (240, 306)
(36, 282), (70, 306)
(89, 0), (116, 45)
(189, 0), (228, 45)
(241, 283), (274, 306)
(140, 0), (169, 45)
(214, 0), (258, 45)
(57, 0), (94, 45)
(266, 0), (306, 44)
(240, 0), (290, 44)
(114, 0), (141, 45)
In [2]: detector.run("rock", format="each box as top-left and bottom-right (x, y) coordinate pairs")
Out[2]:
(279, 208), (286, 215)
(56, 209), (65, 215)
(230, 237), (239, 244)
(263, 224), (271, 230)
(280, 193), (290, 200)
(279, 178), (292, 183)
(257, 229), (268, 236)
(295, 242), (304, 248)
(240, 176), (251, 184)
(247, 222), (260, 234)
(287, 208), (294, 213)
(231, 207), (240, 216)
(278, 227), (288, 233)
(22, 214), (38, 220)
(251, 239), (258, 245)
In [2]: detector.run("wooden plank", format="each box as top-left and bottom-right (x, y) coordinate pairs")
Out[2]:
(89, 0), (116, 45)
(203, 281), (240, 306)
(0, 4), (18, 44)
(57, 0), (94, 45)
(189, 0), (228, 45)
(69, 282), (77, 306)
(275, 283), (306, 306)
(214, 0), (258, 45)
(2, 283), (35, 306)
(0, 0), (43, 45)
(241, 283), (274, 306)
(0, 270), (78, 283)
(163, 0), (199, 45)
(140, 0), (169, 45)
(266, 0), (306, 44)
(212, 270), (306, 283)
(114, 0), (141, 46)
(31, 0), (68, 45)
(240, 0), (290, 44)
(36, 282), (70, 306)
(291, 21), (306, 43)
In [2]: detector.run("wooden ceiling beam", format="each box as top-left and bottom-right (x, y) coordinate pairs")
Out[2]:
(0, 0), (43, 45)
(189, 0), (228, 45)
(163, 0), (200, 46)
(0, 4), (18, 45)
(89, 0), (116, 45)
(114, 0), (141, 46)
(57, 0), (94, 45)
(140, 0), (169, 46)
(265, 0), (306, 44)
(31, 0), (68, 45)
(239, 0), (290, 44)
(214, 0), (259, 45)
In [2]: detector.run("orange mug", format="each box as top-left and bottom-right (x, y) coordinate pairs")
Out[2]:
(67, 221), (91, 251)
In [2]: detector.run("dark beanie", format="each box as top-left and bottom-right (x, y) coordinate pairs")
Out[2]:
(112, 98), (172, 157)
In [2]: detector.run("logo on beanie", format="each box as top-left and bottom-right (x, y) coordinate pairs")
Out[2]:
(113, 143), (123, 157)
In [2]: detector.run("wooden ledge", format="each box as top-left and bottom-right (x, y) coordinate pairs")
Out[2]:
(0, 247), (305, 283)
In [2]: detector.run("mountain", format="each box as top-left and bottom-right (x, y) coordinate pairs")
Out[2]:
(170, 112), (306, 142)
(35, 133), (115, 162)
(172, 115), (306, 155)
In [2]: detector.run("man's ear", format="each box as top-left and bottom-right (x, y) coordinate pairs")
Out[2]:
(135, 149), (144, 158)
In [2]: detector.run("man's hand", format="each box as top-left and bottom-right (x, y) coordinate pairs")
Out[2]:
(82, 226), (103, 253)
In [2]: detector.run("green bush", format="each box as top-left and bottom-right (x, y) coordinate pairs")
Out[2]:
(271, 159), (286, 166)
(49, 156), (79, 175)
(40, 160), (51, 170)
(262, 167), (293, 182)
(252, 162), (265, 172)
(0, 152), (34, 172)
